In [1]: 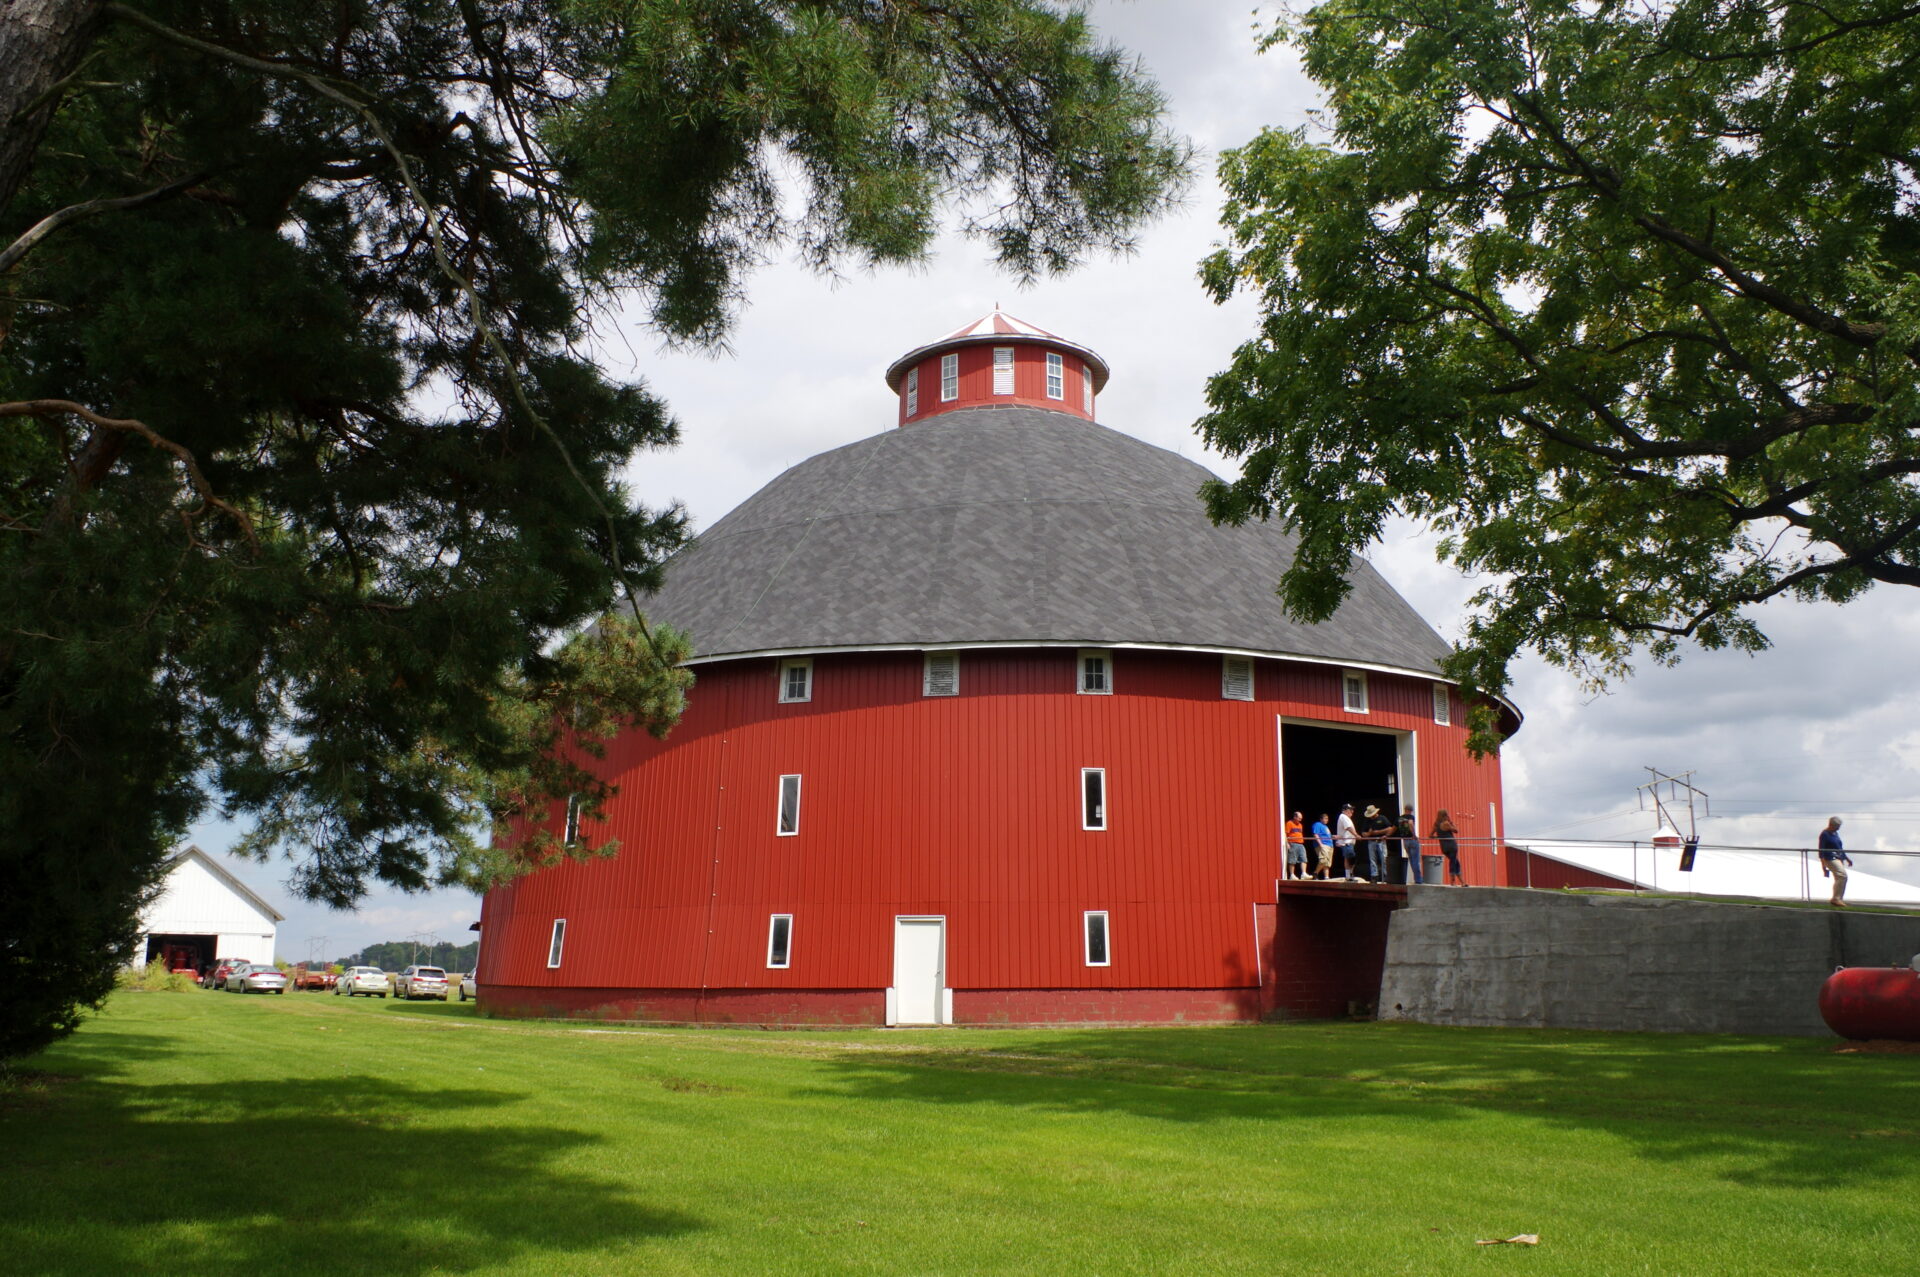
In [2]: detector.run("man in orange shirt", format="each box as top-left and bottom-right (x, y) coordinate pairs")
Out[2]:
(1285, 811), (1307, 880)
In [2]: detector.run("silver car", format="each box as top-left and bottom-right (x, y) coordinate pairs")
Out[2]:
(334, 966), (390, 997)
(229, 963), (287, 994)
(394, 965), (449, 1000)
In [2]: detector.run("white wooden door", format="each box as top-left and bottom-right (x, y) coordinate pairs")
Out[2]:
(892, 918), (945, 1025)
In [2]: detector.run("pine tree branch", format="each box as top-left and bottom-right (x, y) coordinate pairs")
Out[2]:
(0, 170), (206, 275)
(1, 398), (256, 543)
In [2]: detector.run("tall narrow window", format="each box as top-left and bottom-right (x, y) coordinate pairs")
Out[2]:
(1222, 657), (1254, 701)
(1432, 683), (1451, 725)
(941, 352), (959, 401)
(777, 774), (802, 836)
(1045, 351), (1064, 399)
(778, 657), (812, 703)
(1077, 649), (1111, 694)
(767, 914), (793, 969)
(1082, 361), (1094, 413)
(1081, 767), (1106, 831)
(1083, 911), (1110, 966)
(563, 793), (583, 845)
(923, 651), (959, 697)
(992, 346), (1014, 395)
(1342, 669), (1369, 713)
(905, 367), (918, 417)
(546, 919), (566, 969)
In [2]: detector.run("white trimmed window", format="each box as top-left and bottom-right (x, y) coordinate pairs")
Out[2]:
(777, 774), (801, 836)
(778, 657), (812, 703)
(546, 919), (566, 969)
(563, 793), (583, 845)
(941, 351), (959, 401)
(1083, 910), (1110, 966)
(993, 346), (1014, 395)
(923, 650), (959, 697)
(1077, 648), (1111, 695)
(1045, 351), (1064, 399)
(1222, 656), (1254, 701)
(1082, 361), (1093, 413)
(1432, 683), (1451, 725)
(1342, 669), (1370, 714)
(905, 367), (918, 417)
(1081, 767), (1106, 831)
(767, 914), (793, 969)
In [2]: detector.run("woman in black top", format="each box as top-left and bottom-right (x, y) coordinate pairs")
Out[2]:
(1433, 810), (1464, 885)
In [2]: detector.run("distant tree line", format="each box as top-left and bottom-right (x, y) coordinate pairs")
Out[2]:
(343, 941), (478, 973)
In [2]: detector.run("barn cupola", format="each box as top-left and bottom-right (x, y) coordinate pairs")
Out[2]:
(883, 309), (1110, 427)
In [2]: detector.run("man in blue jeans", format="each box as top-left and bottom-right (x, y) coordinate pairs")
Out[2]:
(1819, 816), (1852, 908)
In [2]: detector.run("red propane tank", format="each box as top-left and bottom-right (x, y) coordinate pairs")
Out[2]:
(1819, 966), (1920, 1041)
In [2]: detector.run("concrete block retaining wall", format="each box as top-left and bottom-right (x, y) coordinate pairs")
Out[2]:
(1379, 887), (1920, 1036)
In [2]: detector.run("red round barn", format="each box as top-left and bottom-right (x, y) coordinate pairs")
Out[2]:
(479, 312), (1518, 1025)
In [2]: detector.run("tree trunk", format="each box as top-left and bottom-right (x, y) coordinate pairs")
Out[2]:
(0, 0), (107, 217)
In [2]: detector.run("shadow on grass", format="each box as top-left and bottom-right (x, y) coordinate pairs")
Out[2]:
(4, 1063), (699, 1275)
(804, 1022), (1920, 1190)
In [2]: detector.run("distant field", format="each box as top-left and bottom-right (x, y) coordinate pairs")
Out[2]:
(5, 991), (1917, 1275)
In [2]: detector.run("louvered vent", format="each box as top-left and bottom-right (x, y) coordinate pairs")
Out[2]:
(1222, 657), (1254, 701)
(992, 347), (1014, 395)
(923, 651), (959, 697)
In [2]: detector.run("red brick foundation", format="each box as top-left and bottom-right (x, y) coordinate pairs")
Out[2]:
(482, 986), (886, 1026)
(1266, 887), (1403, 1019)
(955, 988), (1261, 1025)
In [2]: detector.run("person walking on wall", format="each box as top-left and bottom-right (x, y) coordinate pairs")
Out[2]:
(1433, 810), (1464, 886)
(1312, 813), (1335, 880)
(1285, 811), (1307, 881)
(1397, 805), (1424, 885)
(1819, 817), (1852, 907)
(1335, 804), (1359, 880)
(1360, 804), (1393, 882)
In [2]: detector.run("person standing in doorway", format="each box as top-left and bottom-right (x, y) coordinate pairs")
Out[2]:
(1335, 804), (1359, 880)
(1397, 805), (1424, 885)
(1311, 813), (1335, 880)
(1433, 810), (1464, 885)
(1359, 804), (1393, 882)
(1285, 811), (1307, 880)
(1819, 817), (1852, 907)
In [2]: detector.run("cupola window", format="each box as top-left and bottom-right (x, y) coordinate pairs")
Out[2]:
(1045, 351), (1064, 399)
(1082, 361), (1093, 413)
(905, 367), (918, 417)
(941, 352), (959, 401)
(993, 347), (1014, 395)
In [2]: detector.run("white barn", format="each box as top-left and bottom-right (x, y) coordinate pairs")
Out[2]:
(136, 846), (284, 976)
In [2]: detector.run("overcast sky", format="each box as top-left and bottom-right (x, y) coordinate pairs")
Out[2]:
(199, 1), (1920, 960)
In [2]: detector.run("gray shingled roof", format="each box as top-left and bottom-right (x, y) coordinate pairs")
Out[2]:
(644, 406), (1455, 675)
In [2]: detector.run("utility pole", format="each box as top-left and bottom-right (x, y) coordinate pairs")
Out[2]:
(1637, 768), (1711, 871)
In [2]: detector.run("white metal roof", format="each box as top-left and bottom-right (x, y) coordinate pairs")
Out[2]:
(1512, 840), (1920, 907)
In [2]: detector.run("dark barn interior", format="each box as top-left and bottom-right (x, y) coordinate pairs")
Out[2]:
(1280, 723), (1401, 836)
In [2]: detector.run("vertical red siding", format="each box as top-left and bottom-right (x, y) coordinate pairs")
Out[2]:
(483, 648), (1508, 1005)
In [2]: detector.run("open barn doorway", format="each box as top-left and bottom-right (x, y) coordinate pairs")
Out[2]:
(1279, 722), (1408, 872)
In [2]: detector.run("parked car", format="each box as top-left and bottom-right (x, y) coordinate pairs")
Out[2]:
(334, 966), (390, 997)
(203, 958), (246, 990)
(394, 966), (449, 1000)
(458, 969), (479, 1002)
(229, 963), (288, 995)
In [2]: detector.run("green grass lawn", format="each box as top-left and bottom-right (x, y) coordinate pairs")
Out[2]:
(5, 992), (1918, 1275)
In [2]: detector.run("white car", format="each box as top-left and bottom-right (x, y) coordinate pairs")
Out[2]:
(228, 963), (287, 994)
(394, 965), (449, 1000)
(457, 970), (479, 1002)
(334, 966), (390, 997)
